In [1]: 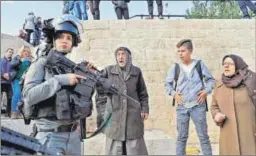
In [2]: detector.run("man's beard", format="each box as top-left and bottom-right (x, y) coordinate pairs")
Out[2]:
(120, 65), (126, 70)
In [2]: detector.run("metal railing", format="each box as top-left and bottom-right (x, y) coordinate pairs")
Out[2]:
(129, 14), (188, 19)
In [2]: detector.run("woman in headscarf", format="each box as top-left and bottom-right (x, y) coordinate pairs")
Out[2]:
(211, 54), (256, 155)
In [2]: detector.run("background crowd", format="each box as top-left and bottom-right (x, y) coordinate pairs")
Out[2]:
(16, 0), (256, 47)
(1, 46), (33, 119)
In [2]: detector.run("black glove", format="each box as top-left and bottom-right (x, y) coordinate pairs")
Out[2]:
(98, 77), (118, 95)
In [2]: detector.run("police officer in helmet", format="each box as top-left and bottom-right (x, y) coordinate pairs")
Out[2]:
(22, 14), (86, 155)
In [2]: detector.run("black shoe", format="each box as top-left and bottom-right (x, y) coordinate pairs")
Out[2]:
(1, 109), (6, 114)
(146, 15), (153, 19)
(242, 15), (251, 19)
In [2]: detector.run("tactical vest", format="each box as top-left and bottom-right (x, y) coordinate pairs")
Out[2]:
(20, 56), (92, 124)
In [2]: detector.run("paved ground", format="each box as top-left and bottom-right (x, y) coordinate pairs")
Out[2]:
(84, 129), (219, 155)
(1, 115), (34, 136)
(1, 115), (219, 155)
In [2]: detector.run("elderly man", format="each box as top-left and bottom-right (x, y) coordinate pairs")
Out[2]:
(96, 46), (149, 155)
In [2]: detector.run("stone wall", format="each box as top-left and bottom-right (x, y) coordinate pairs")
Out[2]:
(70, 19), (255, 144)
(1, 34), (34, 56)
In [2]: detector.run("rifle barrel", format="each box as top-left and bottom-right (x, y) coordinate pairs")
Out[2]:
(120, 92), (140, 105)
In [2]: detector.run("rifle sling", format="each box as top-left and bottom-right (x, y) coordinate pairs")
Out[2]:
(85, 112), (112, 139)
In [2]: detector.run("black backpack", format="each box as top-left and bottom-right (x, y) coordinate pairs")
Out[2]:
(172, 60), (208, 111)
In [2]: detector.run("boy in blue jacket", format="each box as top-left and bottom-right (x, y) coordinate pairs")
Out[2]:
(165, 39), (215, 155)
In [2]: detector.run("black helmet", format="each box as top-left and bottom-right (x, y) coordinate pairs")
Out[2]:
(54, 22), (81, 46)
(53, 14), (83, 47)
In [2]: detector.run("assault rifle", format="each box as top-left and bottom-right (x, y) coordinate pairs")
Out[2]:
(46, 50), (140, 139)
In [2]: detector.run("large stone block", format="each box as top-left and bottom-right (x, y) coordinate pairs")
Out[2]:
(109, 20), (127, 30)
(125, 30), (149, 39)
(108, 29), (127, 39)
(126, 20), (152, 29)
(83, 20), (109, 30)
(89, 39), (111, 50)
(83, 30), (109, 39)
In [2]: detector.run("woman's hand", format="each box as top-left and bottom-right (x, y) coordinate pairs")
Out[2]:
(214, 112), (226, 126)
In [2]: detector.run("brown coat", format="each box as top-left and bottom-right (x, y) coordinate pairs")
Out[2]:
(102, 65), (149, 141)
(243, 70), (256, 108)
(211, 79), (256, 155)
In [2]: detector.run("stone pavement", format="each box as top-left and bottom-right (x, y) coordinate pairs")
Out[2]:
(1, 115), (34, 136)
(1, 115), (219, 155)
(84, 129), (219, 155)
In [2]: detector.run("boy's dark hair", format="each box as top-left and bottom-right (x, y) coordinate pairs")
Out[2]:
(176, 39), (193, 52)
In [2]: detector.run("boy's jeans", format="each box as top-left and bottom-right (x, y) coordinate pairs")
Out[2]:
(176, 104), (212, 155)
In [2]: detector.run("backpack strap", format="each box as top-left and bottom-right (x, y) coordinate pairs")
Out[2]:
(195, 60), (208, 111)
(195, 61), (203, 82)
(172, 63), (180, 106)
